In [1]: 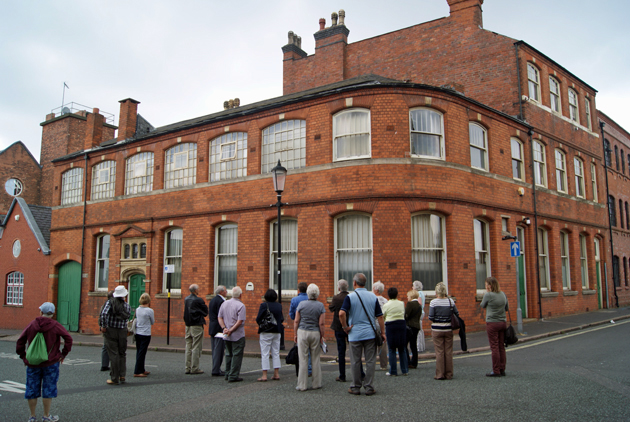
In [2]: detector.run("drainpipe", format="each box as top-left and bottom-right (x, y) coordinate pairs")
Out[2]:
(598, 121), (619, 308)
(528, 129), (543, 320)
(79, 152), (89, 331)
(515, 43), (524, 121)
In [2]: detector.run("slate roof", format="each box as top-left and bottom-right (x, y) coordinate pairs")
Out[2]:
(1, 198), (51, 254)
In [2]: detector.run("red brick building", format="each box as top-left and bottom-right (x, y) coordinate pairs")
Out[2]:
(0, 141), (42, 215)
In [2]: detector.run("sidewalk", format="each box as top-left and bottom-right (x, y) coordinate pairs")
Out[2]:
(2, 306), (629, 360)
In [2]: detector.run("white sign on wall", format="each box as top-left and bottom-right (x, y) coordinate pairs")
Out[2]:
(164, 265), (175, 273)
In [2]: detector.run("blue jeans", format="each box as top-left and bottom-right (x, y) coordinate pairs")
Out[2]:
(388, 344), (408, 375)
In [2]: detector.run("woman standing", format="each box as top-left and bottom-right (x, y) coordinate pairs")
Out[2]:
(382, 287), (408, 376)
(293, 283), (325, 391)
(405, 290), (421, 369)
(133, 293), (154, 378)
(256, 289), (284, 381)
(428, 282), (458, 380)
(480, 277), (508, 377)
(412, 280), (426, 352)
(372, 281), (388, 371)
(99, 285), (131, 385)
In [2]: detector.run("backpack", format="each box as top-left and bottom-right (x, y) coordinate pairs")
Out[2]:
(26, 332), (49, 365)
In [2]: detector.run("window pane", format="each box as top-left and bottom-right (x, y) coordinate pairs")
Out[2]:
(411, 214), (444, 291)
(337, 215), (372, 290)
(262, 120), (307, 174)
(334, 110), (370, 160)
(474, 220), (489, 289)
(217, 225), (238, 289)
(271, 220), (298, 291)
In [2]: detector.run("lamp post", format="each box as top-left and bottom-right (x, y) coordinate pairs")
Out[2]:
(271, 160), (287, 349)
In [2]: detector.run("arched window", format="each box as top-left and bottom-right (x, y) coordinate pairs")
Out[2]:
(560, 231), (571, 290)
(333, 109), (371, 161)
(262, 120), (306, 174)
(91, 160), (116, 200)
(6, 271), (24, 306)
(609, 195), (617, 227)
(4, 178), (23, 197)
(61, 167), (84, 205)
(410, 108), (444, 159)
(620, 200), (625, 229)
(215, 224), (238, 289)
(411, 214), (446, 292)
(579, 234), (588, 289)
(614, 145), (620, 171)
(527, 63), (540, 102)
(584, 98), (592, 130)
(469, 123), (488, 171)
(533, 141), (547, 187)
(163, 229), (183, 292)
(511, 138), (524, 180)
(538, 228), (550, 290)
(140, 243), (147, 259)
(555, 149), (567, 193)
(621, 149), (626, 174)
(209, 132), (248, 182)
(574, 157), (585, 198)
(132, 243), (139, 259)
(95, 235), (110, 291)
(270, 219), (298, 291)
(568, 89), (579, 123)
(164, 143), (197, 189)
(604, 140), (612, 168)
(124, 244), (130, 259)
(474, 219), (491, 290)
(549, 77), (561, 113)
(335, 214), (373, 290)
(125, 152), (154, 195)
(613, 256), (620, 287)
(591, 163), (598, 202)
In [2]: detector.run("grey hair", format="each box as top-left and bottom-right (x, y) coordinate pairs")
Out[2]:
(413, 280), (423, 291)
(41, 313), (54, 318)
(338, 279), (349, 292)
(214, 285), (227, 295)
(189, 284), (199, 294)
(353, 273), (367, 287)
(307, 283), (320, 300)
(435, 282), (447, 298)
(232, 286), (243, 298)
(372, 281), (384, 294)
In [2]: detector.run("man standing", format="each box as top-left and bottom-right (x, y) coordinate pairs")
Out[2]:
(16, 302), (73, 422)
(184, 284), (208, 375)
(339, 273), (385, 396)
(329, 279), (350, 382)
(208, 285), (227, 377)
(290, 282), (311, 375)
(218, 285), (246, 382)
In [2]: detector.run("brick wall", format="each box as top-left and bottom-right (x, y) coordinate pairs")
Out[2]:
(0, 142), (41, 214)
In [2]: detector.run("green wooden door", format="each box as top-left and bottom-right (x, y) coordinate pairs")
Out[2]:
(57, 261), (81, 332)
(128, 274), (146, 319)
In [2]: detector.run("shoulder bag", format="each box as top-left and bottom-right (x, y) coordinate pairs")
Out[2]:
(258, 302), (278, 332)
(504, 307), (518, 347)
(449, 298), (461, 331)
(355, 291), (383, 347)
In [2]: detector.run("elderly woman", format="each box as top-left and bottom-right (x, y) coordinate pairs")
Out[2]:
(412, 280), (426, 352)
(100, 285), (131, 385)
(372, 281), (388, 370)
(428, 282), (459, 380)
(382, 287), (408, 376)
(256, 289), (284, 381)
(480, 277), (509, 377)
(405, 290), (422, 369)
(293, 283), (326, 391)
(133, 293), (154, 378)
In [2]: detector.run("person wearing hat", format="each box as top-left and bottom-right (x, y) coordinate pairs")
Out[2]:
(16, 302), (73, 422)
(99, 285), (131, 385)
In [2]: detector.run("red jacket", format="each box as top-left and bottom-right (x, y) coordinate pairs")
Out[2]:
(16, 317), (73, 368)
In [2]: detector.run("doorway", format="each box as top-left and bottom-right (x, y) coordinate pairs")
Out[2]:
(516, 227), (528, 318)
(57, 261), (81, 332)
(128, 273), (146, 318)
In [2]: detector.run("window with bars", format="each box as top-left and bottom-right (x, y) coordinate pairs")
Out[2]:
(411, 214), (446, 292)
(216, 224), (238, 290)
(333, 109), (371, 161)
(61, 167), (84, 205)
(165, 143), (197, 189)
(6, 271), (24, 306)
(91, 161), (116, 200)
(125, 152), (154, 195)
(549, 77), (561, 113)
(410, 108), (444, 159)
(511, 138), (524, 180)
(209, 133), (247, 182)
(527, 63), (540, 102)
(262, 120), (306, 174)
(270, 219), (298, 291)
(474, 219), (491, 290)
(469, 123), (488, 171)
(95, 235), (110, 291)
(555, 150), (567, 193)
(574, 158), (585, 198)
(335, 214), (373, 290)
(579, 235), (589, 289)
(538, 228), (550, 290)
(163, 229), (182, 292)
(533, 141), (547, 187)
(560, 232), (571, 290)
(568, 89), (579, 123)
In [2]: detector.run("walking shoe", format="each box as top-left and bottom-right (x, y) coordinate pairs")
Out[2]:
(28, 417), (37, 422)
(486, 372), (501, 377)
(42, 415), (59, 422)
(100, 366), (110, 371)
(402, 372), (409, 376)
(335, 377), (346, 382)
(385, 372), (396, 376)
(106, 379), (119, 385)
(190, 370), (204, 375)
(500, 370), (506, 376)
(133, 373), (147, 377)
(347, 388), (360, 395)
(119, 377), (126, 383)
(228, 377), (243, 383)
(365, 390), (376, 396)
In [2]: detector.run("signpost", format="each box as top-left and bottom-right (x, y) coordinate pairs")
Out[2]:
(510, 241), (524, 333)
(164, 265), (174, 345)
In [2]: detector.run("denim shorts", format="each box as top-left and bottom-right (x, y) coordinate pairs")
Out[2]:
(25, 362), (60, 399)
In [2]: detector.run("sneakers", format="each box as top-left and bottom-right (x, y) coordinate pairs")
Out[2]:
(42, 416), (59, 422)
(386, 372), (397, 376)
(28, 417), (37, 422)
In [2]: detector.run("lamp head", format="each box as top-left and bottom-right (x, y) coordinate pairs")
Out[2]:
(271, 160), (287, 194)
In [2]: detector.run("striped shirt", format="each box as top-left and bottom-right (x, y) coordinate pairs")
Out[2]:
(100, 299), (131, 329)
(428, 297), (459, 332)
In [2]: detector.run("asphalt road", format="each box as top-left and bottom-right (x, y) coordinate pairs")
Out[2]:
(1, 321), (629, 422)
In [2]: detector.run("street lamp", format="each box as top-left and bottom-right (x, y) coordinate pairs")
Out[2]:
(271, 160), (287, 349)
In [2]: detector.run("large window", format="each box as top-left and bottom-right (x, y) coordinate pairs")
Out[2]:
(91, 161), (116, 200)
(560, 231), (570, 290)
(165, 143), (197, 189)
(163, 229), (182, 292)
(527, 63), (540, 102)
(604, 140), (612, 168)
(568, 89), (579, 123)
(579, 234), (588, 289)
(538, 228), (550, 290)
(216, 224), (238, 289)
(410, 108), (444, 159)
(533, 141), (547, 187)
(574, 158), (585, 198)
(549, 77), (561, 113)
(469, 123), (488, 171)
(474, 219), (491, 290)
(585, 98), (592, 130)
(95, 235), (110, 291)
(125, 152), (154, 195)
(270, 219), (298, 291)
(333, 109), (371, 161)
(609, 195), (617, 227)
(591, 164), (598, 202)
(335, 214), (373, 290)
(6, 271), (24, 306)
(209, 132), (247, 182)
(411, 214), (446, 292)
(555, 150), (567, 193)
(262, 120), (306, 174)
(61, 168), (83, 205)
(511, 138), (524, 180)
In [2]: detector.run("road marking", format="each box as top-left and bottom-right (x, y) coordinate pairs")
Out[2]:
(0, 380), (26, 394)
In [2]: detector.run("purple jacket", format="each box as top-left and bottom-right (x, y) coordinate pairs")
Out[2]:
(16, 317), (73, 368)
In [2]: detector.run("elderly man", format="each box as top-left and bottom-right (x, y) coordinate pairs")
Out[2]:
(184, 284), (208, 375)
(208, 285), (227, 377)
(218, 286), (246, 382)
(16, 302), (73, 422)
(329, 279), (350, 382)
(339, 273), (385, 396)
(372, 281), (389, 371)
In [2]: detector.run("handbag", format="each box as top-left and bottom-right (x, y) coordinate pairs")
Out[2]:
(258, 302), (278, 332)
(355, 290), (383, 347)
(504, 309), (518, 347)
(127, 317), (137, 336)
(285, 344), (299, 365)
(449, 298), (460, 331)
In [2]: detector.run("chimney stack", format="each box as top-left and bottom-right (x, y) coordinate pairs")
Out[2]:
(84, 108), (104, 150)
(447, 0), (484, 28)
(117, 98), (140, 141)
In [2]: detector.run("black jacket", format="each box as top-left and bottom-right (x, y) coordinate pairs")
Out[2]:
(255, 301), (284, 334)
(329, 291), (349, 332)
(184, 294), (208, 327)
(208, 294), (226, 336)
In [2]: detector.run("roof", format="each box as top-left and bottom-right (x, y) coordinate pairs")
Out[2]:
(1, 198), (51, 255)
(0, 141), (42, 168)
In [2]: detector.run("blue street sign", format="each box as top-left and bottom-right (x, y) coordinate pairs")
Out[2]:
(510, 241), (521, 257)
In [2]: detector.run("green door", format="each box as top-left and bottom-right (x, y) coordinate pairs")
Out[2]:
(128, 274), (146, 319)
(57, 261), (81, 332)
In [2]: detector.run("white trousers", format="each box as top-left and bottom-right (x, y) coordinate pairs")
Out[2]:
(259, 332), (281, 371)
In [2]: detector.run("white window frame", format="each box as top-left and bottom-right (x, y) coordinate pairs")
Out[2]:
(538, 228), (550, 290)
(333, 108), (371, 162)
(549, 76), (561, 113)
(95, 234), (110, 291)
(409, 108), (444, 159)
(262, 120), (306, 174)
(533, 141), (547, 187)
(560, 231), (571, 290)
(474, 219), (491, 292)
(579, 234), (589, 289)
(125, 152), (154, 195)
(469, 123), (488, 171)
(334, 213), (373, 291)
(574, 158), (585, 198)
(411, 213), (447, 294)
(568, 89), (579, 123)
(527, 63), (541, 102)
(91, 160), (116, 200)
(591, 163), (598, 202)
(6, 271), (24, 306)
(209, 132), (248, 182)
(164, 143), (197, 189)
(555, 149), (567, 193)
(163, 228), (183, 293)
(585, 98), (592, 130)
(511, 138), (524, 181)
(4, 178), (23, 197)
(269, 218), (298, 294)
(215, 224), (238, 291)
(61, 167), (84, 205)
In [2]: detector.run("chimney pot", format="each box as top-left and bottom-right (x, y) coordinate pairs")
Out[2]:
(228, 99), (234, 108)
(338, 9), (345, 25)
(297, 36), (301, 48)
(331, 12), (338, 26)
(319, 18), (325, 30)
(288, 31), (295, 45)
(224, 101), (229, 110)
(234, 98), (240, 107)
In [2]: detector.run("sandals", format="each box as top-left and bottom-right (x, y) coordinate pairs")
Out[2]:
(257, 378), (268, 382)
(271, 376), (280, 380)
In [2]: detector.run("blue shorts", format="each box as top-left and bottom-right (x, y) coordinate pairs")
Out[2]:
(25, 362), (60, 400)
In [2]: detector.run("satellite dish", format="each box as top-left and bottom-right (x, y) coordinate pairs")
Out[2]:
(61, 107), (71, 114)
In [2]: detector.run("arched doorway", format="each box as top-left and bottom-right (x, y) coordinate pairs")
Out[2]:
(57, 261), (81, 332)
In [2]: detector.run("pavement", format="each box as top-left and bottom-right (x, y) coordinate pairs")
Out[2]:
(2, 306), (629, 361)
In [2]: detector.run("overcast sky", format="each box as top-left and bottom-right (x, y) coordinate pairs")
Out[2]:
(1, 0), (628, 162)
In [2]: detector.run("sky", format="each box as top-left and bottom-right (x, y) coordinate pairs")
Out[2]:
(1, 0), (628, 162)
